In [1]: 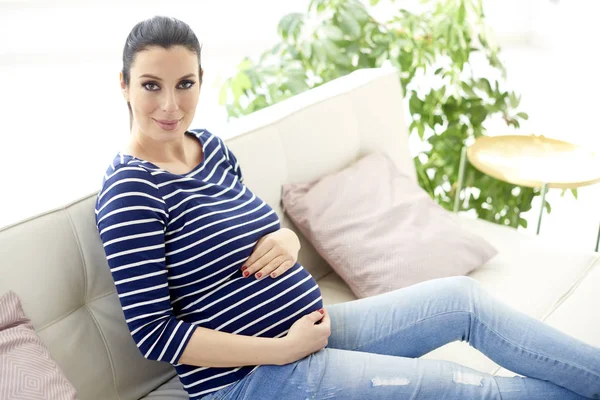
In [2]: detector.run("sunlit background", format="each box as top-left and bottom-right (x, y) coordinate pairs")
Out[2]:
(1, 0), (599, 250)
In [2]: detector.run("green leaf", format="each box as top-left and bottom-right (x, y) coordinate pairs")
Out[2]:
(476, 78), (492, 94)
(369, 0), (380, 5)
(516, 112), (529, 120)
(283, 61), (306, 77)
(231, 82), (243, 103)
(269, 42), (283, 56)
(457, 2), (466, 24)
(343, 2), (370, 22)
(544, 200), (552, 214)
(461, 82), (476, 97)
(311, 40), (326, 62)
(571, 188), (579, 199)
(230, 71), (252, 102)
(337, 9), (361, 38)
(278, 13), (304, 41)
(236, 72), (252, 88)
(409, 93), (424, 115)
(321, 38), (349, 65)
(470, 104), (487, 126)
(319, 24), (345, 41)
(308, 0), (327, 13)
(508, 92), (521, 108)
(285, 78), (309, 94)
(417, 122), (425, 139)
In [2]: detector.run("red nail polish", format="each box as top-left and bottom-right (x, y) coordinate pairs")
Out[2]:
(243, 271), (249, 277)
(241, 265), (247, 271)
(318, 309), (324, 314)
(271, 273), (277, 278)
(256, 272), (262, 279)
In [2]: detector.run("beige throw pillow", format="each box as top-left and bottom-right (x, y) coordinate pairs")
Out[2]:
(281, 152), (498, 298)
(0, 291), (78, 400)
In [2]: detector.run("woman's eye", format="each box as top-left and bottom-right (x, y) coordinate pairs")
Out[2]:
(143, 82), (160, 91)
(179, 80), (195, 89)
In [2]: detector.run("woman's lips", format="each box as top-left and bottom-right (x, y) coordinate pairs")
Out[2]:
(154, 118), (181, 131)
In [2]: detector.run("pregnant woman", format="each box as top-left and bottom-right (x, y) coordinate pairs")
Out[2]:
(95, 15), (600, 400)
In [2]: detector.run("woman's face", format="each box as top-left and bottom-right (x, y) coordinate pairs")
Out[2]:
(121, 45), (201, 141)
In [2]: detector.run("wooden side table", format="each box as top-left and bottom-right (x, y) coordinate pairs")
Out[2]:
(453, 134), (600, 251)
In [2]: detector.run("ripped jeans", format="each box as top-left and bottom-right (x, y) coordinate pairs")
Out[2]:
(203, 276), (600, 399)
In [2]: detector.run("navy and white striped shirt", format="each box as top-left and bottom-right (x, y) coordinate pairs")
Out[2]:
(95, 129), (323, 399)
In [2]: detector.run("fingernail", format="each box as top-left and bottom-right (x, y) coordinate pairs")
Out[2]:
(241, 265), (247, 271)
(256, 272), (262, 279)
(271, 273), (277, 278)
(243, 271), (249, 277)
(318, 308), (324, 314)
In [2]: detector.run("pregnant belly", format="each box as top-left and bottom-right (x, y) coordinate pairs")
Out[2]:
(183, 263), (324, 338)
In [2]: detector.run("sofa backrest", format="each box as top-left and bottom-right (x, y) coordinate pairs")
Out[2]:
(0, 67), (413, 400)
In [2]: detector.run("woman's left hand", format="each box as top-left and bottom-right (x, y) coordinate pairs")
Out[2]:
(241, 228), (301, 280)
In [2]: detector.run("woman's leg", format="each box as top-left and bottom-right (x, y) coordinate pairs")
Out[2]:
(325, 275), (600, 399)
(209, 347), (588, 400)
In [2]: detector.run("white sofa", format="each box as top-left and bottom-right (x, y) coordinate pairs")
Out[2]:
(1, 67), (598, 400)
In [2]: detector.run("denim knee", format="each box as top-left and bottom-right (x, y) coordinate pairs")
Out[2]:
(439, 275), (481, 311)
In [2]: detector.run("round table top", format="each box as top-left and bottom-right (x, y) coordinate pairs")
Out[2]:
(466, 135), (600, 189)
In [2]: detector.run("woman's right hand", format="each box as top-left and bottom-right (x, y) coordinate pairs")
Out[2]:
(280, 308), (331, 365)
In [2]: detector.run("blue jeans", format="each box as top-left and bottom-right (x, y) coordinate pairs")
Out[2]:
(203, 276), (600, 399)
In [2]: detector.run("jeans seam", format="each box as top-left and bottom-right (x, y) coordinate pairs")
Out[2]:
(491, 376), (504, 400)
(352, 309), (599, 379)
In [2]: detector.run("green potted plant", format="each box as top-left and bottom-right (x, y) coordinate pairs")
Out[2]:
(219, 0), (569, 229)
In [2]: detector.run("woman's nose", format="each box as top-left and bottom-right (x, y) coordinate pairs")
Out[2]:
(161, 89), (179, 113)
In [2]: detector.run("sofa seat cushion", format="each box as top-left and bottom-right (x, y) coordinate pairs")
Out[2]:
(420, 215), (600, 375)
(454, 215), (600, 320)
(142, 375), (187, 400)
(495, 256), (600, 378)
(318, 272), (358, 305)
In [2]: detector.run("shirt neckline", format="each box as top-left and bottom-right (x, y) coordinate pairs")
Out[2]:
(120, 130), (208, 177)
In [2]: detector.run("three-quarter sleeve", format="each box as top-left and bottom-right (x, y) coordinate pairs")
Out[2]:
(95, 166), (197, 365)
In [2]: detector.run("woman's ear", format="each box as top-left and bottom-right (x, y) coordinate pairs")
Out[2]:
(200, 68), (204, 82)
(119, 71), (129, 102)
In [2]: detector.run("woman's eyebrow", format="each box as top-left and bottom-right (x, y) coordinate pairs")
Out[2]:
(138, 73), (196, 80)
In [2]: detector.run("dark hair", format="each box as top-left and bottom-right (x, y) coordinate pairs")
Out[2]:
(121, 16), (203, 129)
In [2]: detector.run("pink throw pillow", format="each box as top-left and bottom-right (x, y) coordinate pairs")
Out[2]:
(281, 151), (498, 298)
(0, 291), (78, 400)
